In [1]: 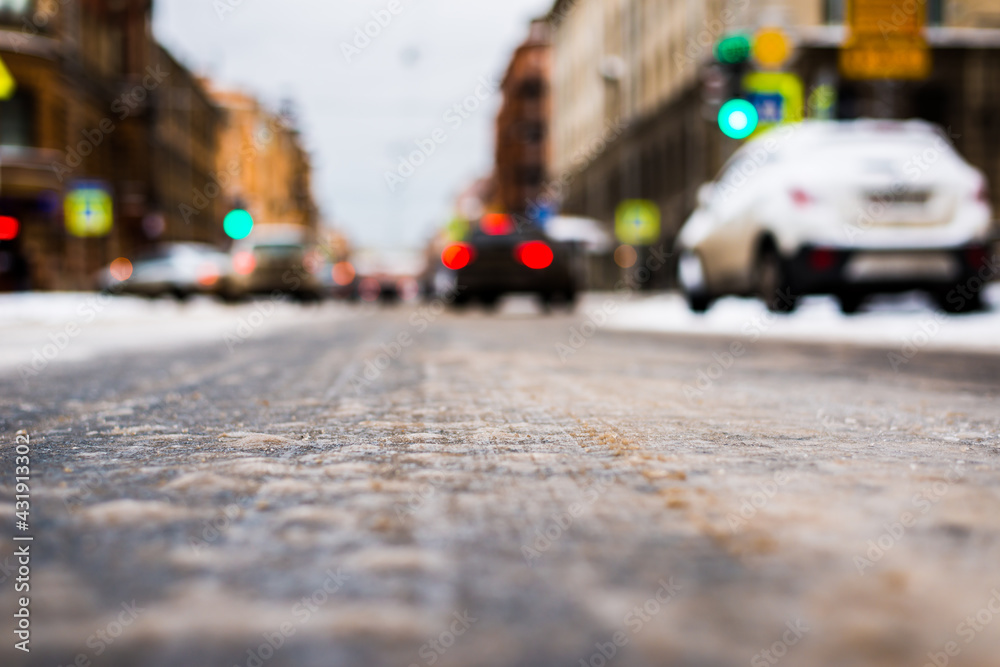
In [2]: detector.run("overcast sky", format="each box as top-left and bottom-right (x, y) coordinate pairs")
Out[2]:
(153, 0), (554, 251)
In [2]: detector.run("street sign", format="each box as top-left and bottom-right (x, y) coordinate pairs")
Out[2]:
(65, 183), (114, 238)
(841, 44), (931, 80)
(743, 72), (804, 132)
(840, 0), (930, 80)
(0, 56), (15, 100)
(615, 200), (660, 246)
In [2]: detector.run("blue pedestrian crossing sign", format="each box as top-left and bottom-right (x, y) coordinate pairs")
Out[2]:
(615, 200), (660, 246)
(65, 182), (114, 238)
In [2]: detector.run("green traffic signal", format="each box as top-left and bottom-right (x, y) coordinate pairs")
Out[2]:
(718, 99), (759, 139)
(715, 34), (751, 64)
(224, 209), (254, 240)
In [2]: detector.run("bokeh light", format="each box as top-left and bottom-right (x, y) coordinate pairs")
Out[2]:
(232, 251), (257, 275)
(515, 241), (553, 270)
(614, 244), (638, 268)
(718, 99), (759, 139)
(442, 244), (474, 270)
(0, 216), (19, 241)
(224, 209), (254, 240)
(332, 261), (356, 286)
(110, 257), (133, 282)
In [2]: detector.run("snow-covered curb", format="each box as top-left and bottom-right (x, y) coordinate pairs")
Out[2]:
(603, 285), (1000, 355)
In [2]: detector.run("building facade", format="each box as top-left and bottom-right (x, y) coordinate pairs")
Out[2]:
(208, 88), (318, 234)
(548, 0), (1000, 287)
(0, 0), (232, 290)
(495, 19), (552, 217)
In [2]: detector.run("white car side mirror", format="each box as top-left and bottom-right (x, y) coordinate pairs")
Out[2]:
(697, 183), (715, 208)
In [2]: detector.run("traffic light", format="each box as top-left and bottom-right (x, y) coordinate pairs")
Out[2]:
(711, 33), (754, 139)
(718, 99), (759, 139)
(0, 216), (18, 241)
(715, 34), (751, 65)
(224, 209), (254, 240)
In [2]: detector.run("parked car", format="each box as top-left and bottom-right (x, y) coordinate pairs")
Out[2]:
(222, 224), (324, 302)
(97, 242), (230, 299)
(676, 119), (997, 314)
(429, 213), (579, 310)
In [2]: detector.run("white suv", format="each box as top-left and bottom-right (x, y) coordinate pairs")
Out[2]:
(676, 120), (996, 313)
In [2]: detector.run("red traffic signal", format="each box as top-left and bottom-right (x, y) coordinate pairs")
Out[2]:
(0, 216), (19, 241)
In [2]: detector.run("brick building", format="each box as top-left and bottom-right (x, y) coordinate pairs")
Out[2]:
(494, 19), (552, 217)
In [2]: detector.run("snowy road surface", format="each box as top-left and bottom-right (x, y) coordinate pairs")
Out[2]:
(1, 293), (999, 667)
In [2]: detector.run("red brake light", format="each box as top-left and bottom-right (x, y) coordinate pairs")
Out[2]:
(442, 244), (474, 270)
(197, 263), (220, 286)
(790, 188), (814, 207)
(233, 251), (256, 275)
(332, 261), (356, 286)
(481, 213), (515, 236)
(809, 248), (836, 272)
(0, 216), (19, 241)
(516, 241), (553, 270)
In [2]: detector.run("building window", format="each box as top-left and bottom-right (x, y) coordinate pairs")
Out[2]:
(825, 0), (845, 24)
(826, 0), (944, 25)
(927, 0), (944, 25)
(519, 78), (545, 99)
(0, 0), (32, 22)
(0, 90), (35, 147)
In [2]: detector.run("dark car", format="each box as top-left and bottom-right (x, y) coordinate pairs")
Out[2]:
(222, 224), (324, 302)
(430, 213), (579, 310)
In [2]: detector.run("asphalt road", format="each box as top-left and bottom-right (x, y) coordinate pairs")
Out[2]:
(2, 300), (1000, 667)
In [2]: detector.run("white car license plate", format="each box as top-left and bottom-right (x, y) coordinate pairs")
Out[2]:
(845, 252), (959, 282)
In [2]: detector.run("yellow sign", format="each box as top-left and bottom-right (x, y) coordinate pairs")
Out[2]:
(753, 28), (792, 69)
(615, 200), (660, 246)
(743, 72), (804, 131)
(65, 185), (114, 238)
(0, 55), (15, 100)
(840, 0), (930, 80)
(841, 44), (931, 80)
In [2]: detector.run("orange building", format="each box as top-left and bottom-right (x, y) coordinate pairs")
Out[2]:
(208, 88), (318, 234)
